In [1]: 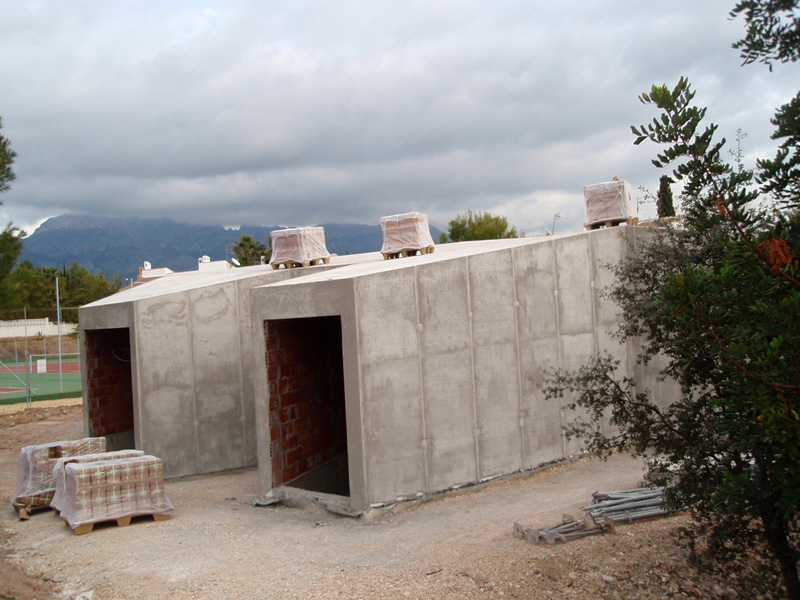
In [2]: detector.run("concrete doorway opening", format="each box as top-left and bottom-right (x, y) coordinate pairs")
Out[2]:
(265, 316), (349, 498)
(84, 328), (135, 451)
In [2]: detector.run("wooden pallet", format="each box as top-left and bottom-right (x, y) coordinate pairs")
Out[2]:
(585, 218), (639, 231)
(382, 246), (435, 260)
(71, 512), (171, 535)
(15, 493), (54, 520)
(271, 257), (330, 270)
(17, 504), (42, 520)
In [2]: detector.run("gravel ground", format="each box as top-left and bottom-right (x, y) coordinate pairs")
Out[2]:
(1, 404), (758, 599)
(0, 396), (82, 415)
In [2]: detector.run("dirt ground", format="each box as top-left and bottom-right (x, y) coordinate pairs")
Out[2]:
(1, 403), (749, 600)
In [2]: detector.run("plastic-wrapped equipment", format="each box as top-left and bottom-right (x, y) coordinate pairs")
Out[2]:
(584, 180), (637, 228)
(13, 437), (106, 517)
(51, 449), (145, 513)
(380, 212), (435, 257)
(59, 454), (173, 533)
(269, 227), (331, 268)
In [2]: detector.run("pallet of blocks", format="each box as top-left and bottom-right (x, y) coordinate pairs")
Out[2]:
(583, 179), (638, 230)
(12, 437), (106, 519)
(60, 454), (173, 535)
(50, 449), (145, 514)
(269, 227), (331, 269)
(380, 212), (435, 259)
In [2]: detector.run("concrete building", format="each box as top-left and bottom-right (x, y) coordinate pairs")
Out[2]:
(79, 226), (677, 513)
(78, 254), (373, 477)
(250, 226), (675, 514)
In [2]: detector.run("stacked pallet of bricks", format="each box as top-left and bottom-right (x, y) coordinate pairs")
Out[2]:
(12, 437), (106, 519)
(50, 449), (145, 514)
(380, 212), (435, 259)
(269, 226), (332, 269)
(583, 179), (638, 230)
(60, 454), (173, 534)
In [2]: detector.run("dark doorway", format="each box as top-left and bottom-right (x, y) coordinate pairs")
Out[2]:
(265, 316), (349, 497)
(85, 328), (135, 450)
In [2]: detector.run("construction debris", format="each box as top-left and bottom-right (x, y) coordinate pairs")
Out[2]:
(513, 487), (668, 546)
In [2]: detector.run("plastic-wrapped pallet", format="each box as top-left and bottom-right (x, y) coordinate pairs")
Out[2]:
(51, 449), (145, 514)
(584, 180), (637, 229)
(269, 227), (331, 269)
(60, 454), (173, 534)
(380, 212), (435, 258)
(12, 437), (106, 518)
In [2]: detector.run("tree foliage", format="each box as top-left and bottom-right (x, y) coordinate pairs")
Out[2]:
(232, 234), (269, 266)
(0, 223), (25, 306)
(656, 174), (676, 218)
(546, 78), (800, 598)
(0, 117), (15, 195)
(758, 91), (800, 209)
(0, 259), (121, 321)
(543, 2), (800, 594)
(441, 210), (521, 243)
(731, 0), (800, 67)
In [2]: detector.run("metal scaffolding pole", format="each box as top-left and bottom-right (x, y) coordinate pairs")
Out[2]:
(56, 276), (63, 393)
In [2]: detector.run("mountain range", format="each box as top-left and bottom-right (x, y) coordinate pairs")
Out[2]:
(21, 215), (442, 281)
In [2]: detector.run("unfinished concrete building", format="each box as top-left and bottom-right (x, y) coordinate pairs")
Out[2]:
(250, 226), (675, 513)
(79, 226), (676, 512)
(78, 257), (371, 478)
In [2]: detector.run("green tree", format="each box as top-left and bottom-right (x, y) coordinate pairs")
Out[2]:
(0, 117), (15, 194)
(656, 174), (676, 218)
(59, 262), (120, 307)
(545, 77), (800, 598)
(0, 223), (25, 305)
(0, 117), (24, 306)
(0, 260), (120, 318)
(232, 234), (269, 266)
(731, 0), (800, 67)
(543, 3), (800, 593)
(441, 210), (521, 242)
(758, 92), (800, 209)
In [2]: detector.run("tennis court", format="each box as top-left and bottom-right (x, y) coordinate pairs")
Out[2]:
(0, 354), (82, 404)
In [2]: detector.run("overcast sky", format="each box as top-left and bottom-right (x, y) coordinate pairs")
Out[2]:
(1, 1), (797, 237)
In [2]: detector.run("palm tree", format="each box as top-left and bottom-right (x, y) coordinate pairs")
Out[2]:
(232, 235), (269, 266)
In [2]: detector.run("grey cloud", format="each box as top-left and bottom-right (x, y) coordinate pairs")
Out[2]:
(0, 1), (797, 237)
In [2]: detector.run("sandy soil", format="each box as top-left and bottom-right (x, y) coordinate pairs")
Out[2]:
(1, 404), (747, 600)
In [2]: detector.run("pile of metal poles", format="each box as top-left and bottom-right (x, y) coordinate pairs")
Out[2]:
(513, 487), (668, 546)
(584, 488), (668, 527)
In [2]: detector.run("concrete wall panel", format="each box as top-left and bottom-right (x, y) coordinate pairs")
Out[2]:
(513, 244), (559, 341)
(468, 251), (522, 478)
(519, 337), (564, 467)
(513, 243), (564, 468)
(356, 269), (426, 502)
(420, 349), (477, 489)
(416, 261), (477, 491)
(79, 303), (133, 331)
(135, 296), (197, 476)
(189, 284), (246, 474)
(235, 278), (258, 467)
(356, 270), (419, 363)
(554, 236), (594, 336)
(360, 358), (425, 502)
(592, 229), (627, 326)
(559, 331), (598, 456)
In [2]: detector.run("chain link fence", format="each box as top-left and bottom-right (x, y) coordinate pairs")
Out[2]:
(0, 314), (81, 405)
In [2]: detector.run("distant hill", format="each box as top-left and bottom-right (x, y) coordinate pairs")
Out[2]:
(20, 215), (441, 280)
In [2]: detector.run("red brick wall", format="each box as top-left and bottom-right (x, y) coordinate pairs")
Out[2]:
(266, 317), (347, 487)
(85, 328), (134, 438)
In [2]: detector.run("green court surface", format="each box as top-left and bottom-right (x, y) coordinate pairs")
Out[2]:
(0, 356), (82, 404)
